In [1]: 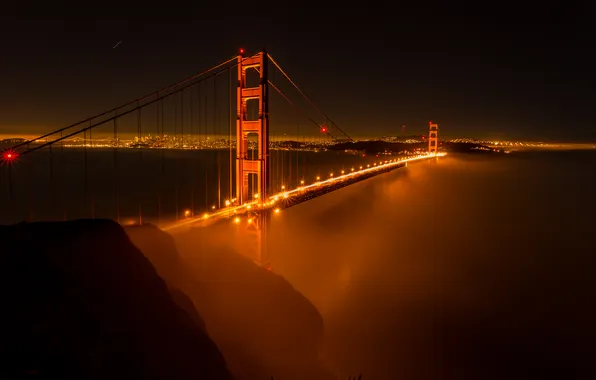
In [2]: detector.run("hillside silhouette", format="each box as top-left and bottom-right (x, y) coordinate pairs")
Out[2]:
(0, 219), (232, 380)
(126, 223), (334, 380)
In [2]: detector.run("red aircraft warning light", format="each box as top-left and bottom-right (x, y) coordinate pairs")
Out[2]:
(320, 126), (328, 133)
(2, 150), (18, 164)
(239, 48), (245, 55)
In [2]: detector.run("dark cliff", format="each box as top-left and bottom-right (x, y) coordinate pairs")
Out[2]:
(0, 219), (232, 380)
(126, 224), (332, 380)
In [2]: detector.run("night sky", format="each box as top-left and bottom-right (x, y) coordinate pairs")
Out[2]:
(1, 3), (594, 141)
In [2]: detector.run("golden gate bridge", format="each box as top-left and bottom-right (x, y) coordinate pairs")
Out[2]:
(0, 49), (444, 267)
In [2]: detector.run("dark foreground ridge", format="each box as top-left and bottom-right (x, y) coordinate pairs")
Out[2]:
(0, 219), (232, 380)
(126, 224), (333, 380)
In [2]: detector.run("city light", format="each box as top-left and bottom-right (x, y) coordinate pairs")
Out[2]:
(184, 210), (190, 217)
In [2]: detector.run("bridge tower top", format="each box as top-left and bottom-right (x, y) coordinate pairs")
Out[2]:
(428, 122), (439, 154)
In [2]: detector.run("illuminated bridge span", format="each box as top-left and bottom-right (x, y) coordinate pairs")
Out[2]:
(0, 50), (444, 267)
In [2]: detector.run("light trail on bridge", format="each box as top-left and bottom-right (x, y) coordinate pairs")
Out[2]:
(162, 152), (446, 232)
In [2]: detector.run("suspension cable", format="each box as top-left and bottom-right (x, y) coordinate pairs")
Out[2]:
(10, 56), (239, 151)
(267, 53), (353, 142)
(19, 64), (237, 156)
(267, 80), (338, 141)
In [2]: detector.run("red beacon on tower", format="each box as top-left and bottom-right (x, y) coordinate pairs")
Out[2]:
(320, 125), (328, 133)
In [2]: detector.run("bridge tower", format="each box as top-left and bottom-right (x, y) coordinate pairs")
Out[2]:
(428, 122), (439, 154)
(236, 49), (271, 267)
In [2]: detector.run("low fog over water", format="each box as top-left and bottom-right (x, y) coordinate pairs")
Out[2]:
(174, 149), (596, 379)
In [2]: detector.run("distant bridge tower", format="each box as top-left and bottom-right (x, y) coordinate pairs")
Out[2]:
(428, 122), (439, 154)
(236, 49), (271, 267)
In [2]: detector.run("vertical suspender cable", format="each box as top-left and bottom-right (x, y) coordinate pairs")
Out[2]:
(84, 126), (89, 218)
(229, 66), (233, 205)
(296, 121), (299, 186)
(137, 103), (143, 225)
(181, 90), (184, 148)
(161, 97), (166, 223)
(114, 111), (120, 223)
(89, 121), (95, 218)
(60, 130), (66, 220)
(157, 95), (163, 225)
(7, 158), (13, 218)
(174, 96), (179, 221)
(214, 75), (220, 209)
(180, 90), (186, 218)
(26, 143), (32, 221)
(190, 85), (195, 216)
(198, 81), (202, 145)
(202, 80), (208, 211)
(49, 143), (55, 219)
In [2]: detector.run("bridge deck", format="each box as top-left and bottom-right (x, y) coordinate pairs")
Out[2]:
(162, 152), (445, 232)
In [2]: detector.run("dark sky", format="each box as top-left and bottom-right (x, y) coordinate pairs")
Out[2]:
(1, 2), (594, 141)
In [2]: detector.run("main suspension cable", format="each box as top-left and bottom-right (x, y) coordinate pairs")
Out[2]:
(11, 56), (239, 151)
(267, 53), (353, 142)
(267, 79), (338, 141)
(19, 63), (239, 156)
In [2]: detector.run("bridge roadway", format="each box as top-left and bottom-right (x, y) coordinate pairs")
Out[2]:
(161, 152), (446, 232)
